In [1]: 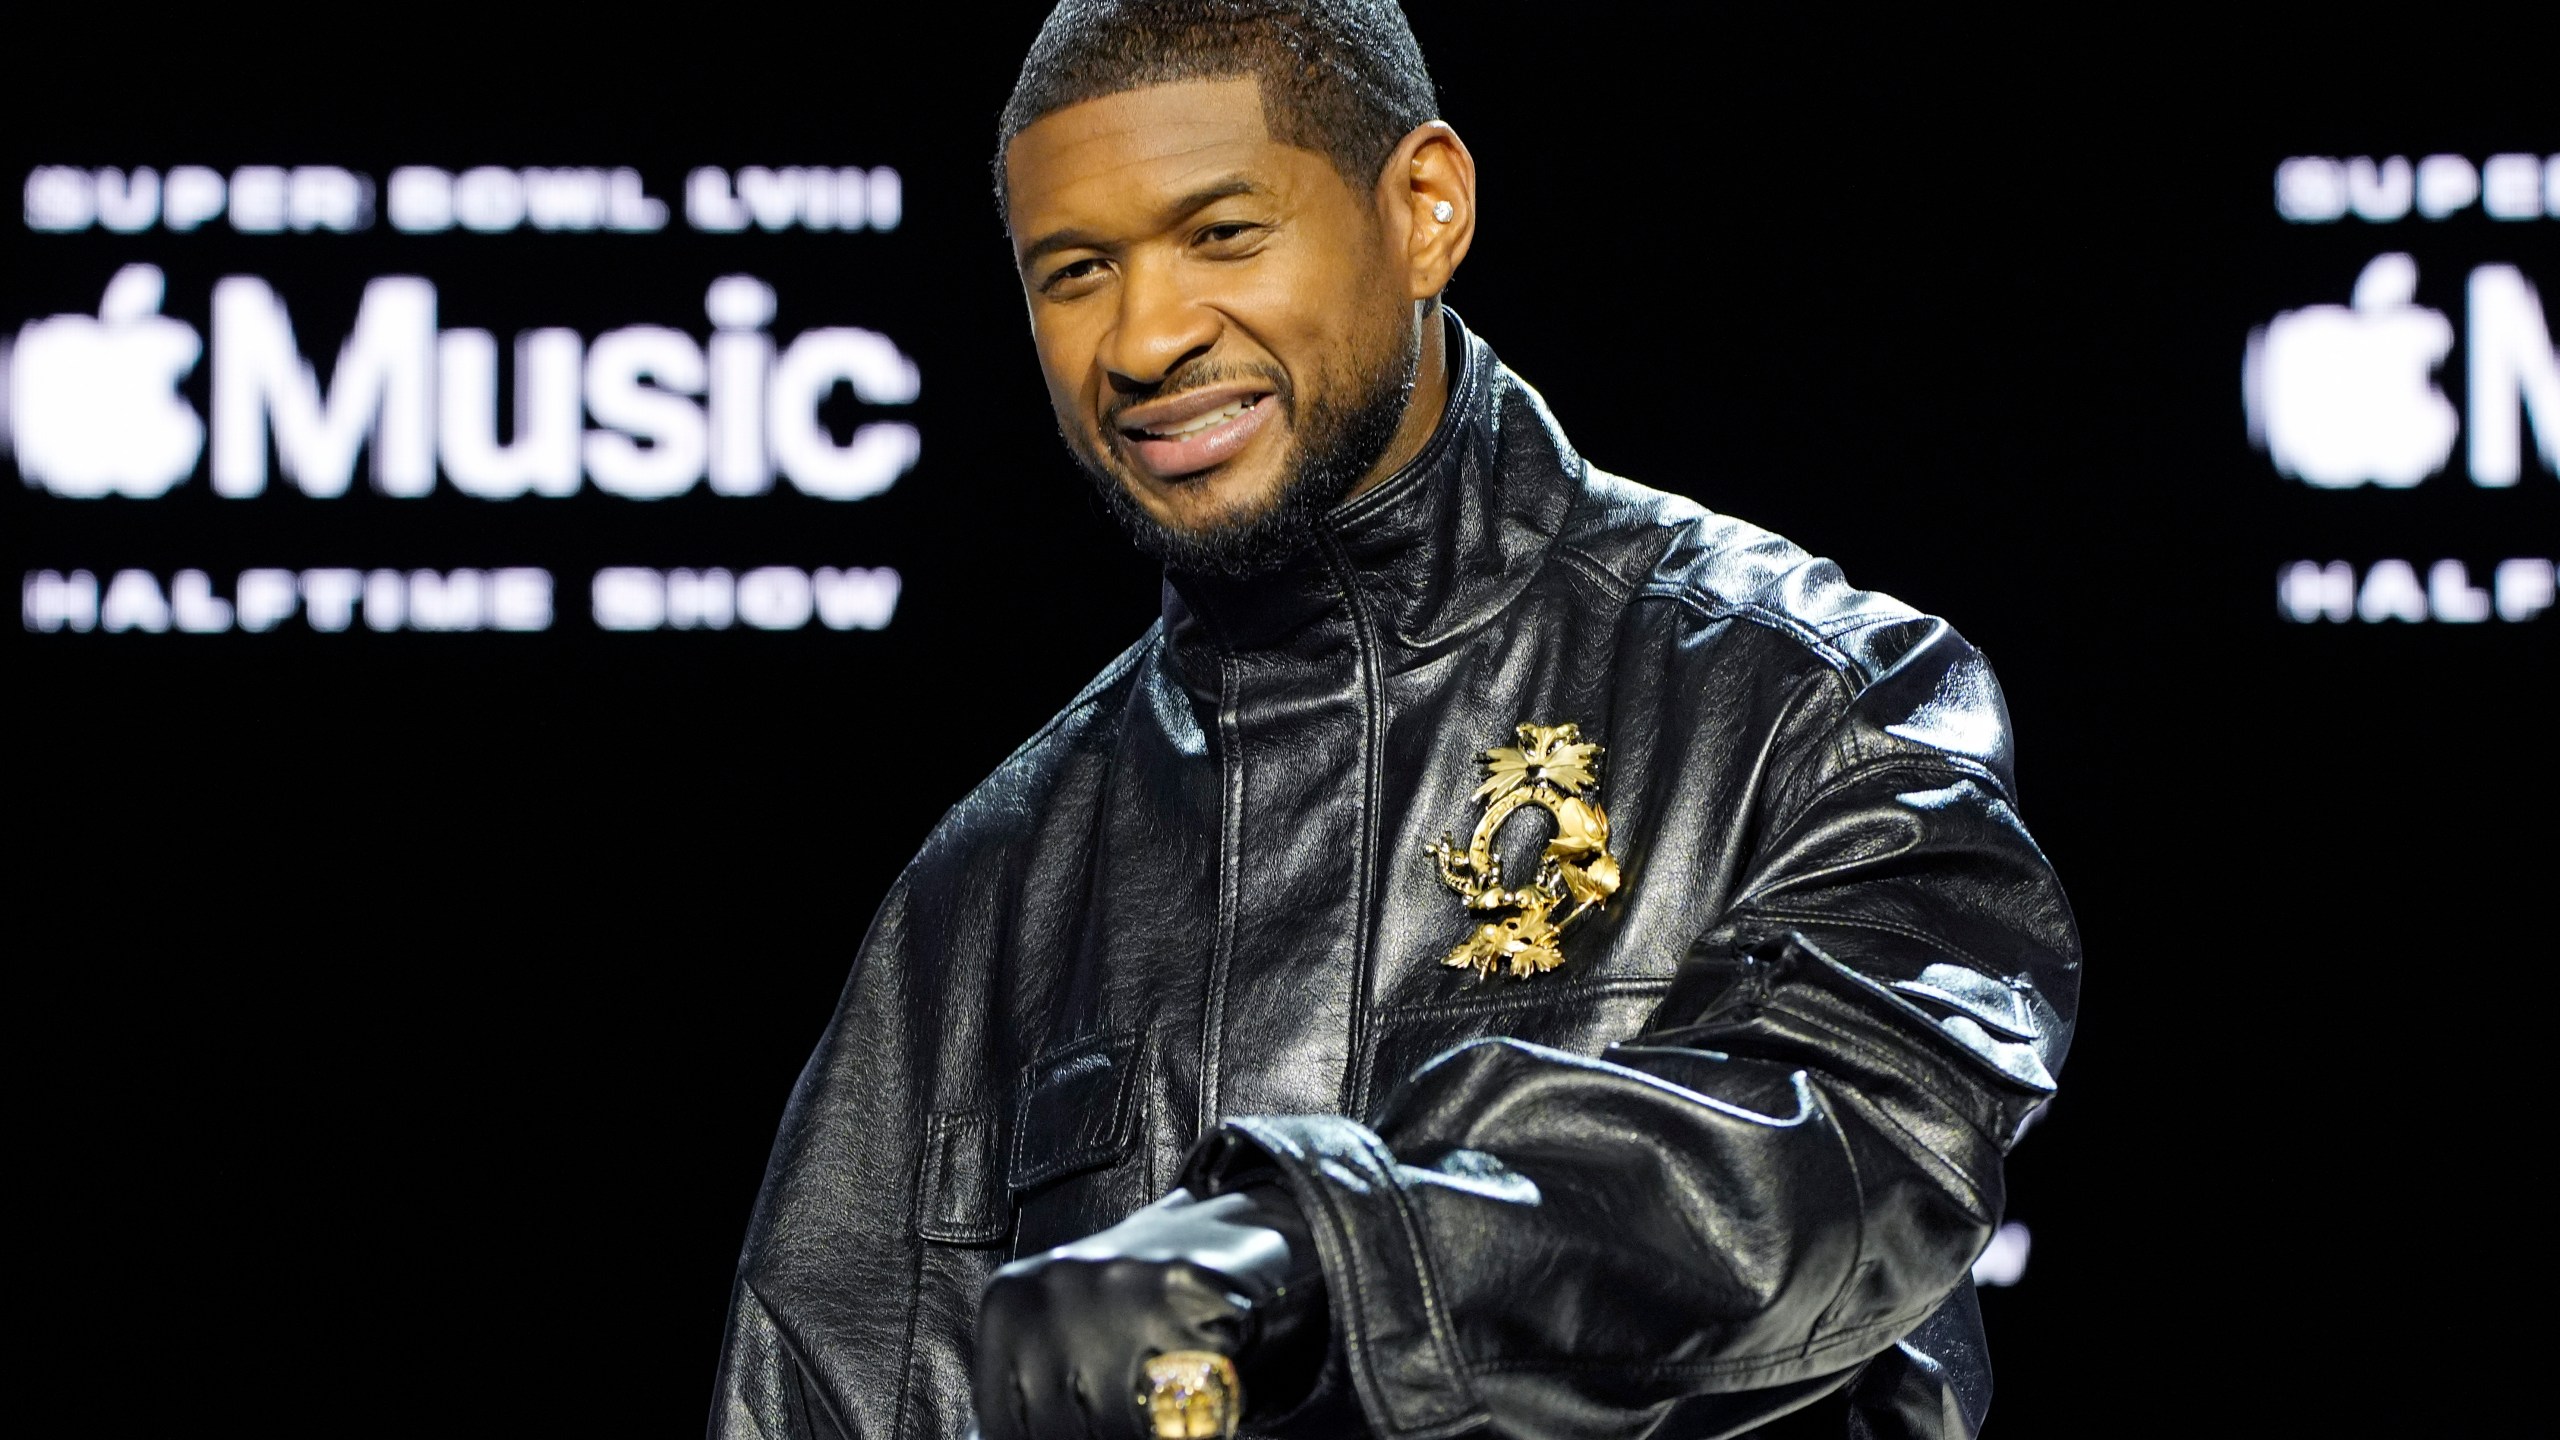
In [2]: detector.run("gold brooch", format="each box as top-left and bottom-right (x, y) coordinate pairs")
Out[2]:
(1426, 721), (1621, 979)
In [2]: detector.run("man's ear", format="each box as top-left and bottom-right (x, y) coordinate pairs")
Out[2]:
(1378, 121), (1476, 302)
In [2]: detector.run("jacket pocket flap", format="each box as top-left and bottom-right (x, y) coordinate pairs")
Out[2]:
(1010, 1032), (1140, 1192)
(916, 1107), (1008, 1245)
(1887, 963), (2043, 1043)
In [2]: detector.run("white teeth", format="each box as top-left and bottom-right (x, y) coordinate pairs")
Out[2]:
(1149, 398), (1250, 438)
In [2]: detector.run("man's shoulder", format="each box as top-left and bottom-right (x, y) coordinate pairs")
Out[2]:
(1556, 467), (1952, 690)
(1552, 468), (2017, 791)
(910, 621), (1162, 869)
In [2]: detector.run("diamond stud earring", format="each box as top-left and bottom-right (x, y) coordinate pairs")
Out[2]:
(1432, 201), (1455, 223)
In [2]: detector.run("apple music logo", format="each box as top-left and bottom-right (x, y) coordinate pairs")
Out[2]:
(2251, 152), (2556, 631)
(1971, 1221), (2031, 1289)
(7, 265), (203, 498)
(6, 267), (921, 503)
(11, 158), (923, 645)
(2245, 254), (2556, 489)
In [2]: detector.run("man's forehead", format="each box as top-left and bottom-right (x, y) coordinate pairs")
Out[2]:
(1005, 77), (1313, 233)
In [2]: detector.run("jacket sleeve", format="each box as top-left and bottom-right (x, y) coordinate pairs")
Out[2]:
(1180, 619), (2080, 1440)
(711, 874), (1006, 1440)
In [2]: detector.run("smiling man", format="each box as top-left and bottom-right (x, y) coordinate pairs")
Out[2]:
(711, 5), (2078, 1439)
(1006, 68), (1454, 576)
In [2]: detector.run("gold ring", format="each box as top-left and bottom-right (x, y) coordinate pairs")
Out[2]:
(1137, 1350), (1241, 1439)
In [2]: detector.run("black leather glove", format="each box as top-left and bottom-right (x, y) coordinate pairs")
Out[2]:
(972, 1185), (1327, 1440)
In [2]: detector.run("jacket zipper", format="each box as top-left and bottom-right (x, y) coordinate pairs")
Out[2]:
(1196, 651), (1247, 1135)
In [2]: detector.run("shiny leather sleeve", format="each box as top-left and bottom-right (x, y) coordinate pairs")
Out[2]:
(709, 876), (929, 1440)
(1182, 622), (2079, 1440)
(710, 631), (1167, 1440)
(708, 868), (1009, 1440)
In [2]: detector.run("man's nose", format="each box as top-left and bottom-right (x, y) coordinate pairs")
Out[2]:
(1099, 257), (1217, 392)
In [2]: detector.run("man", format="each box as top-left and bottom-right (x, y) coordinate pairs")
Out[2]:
(712, 4), (2078, 1437)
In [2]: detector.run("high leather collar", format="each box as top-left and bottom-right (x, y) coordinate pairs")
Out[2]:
(1160, 312), (1586, 671)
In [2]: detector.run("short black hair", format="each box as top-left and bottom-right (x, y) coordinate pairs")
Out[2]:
(996, 0), (1438, 214)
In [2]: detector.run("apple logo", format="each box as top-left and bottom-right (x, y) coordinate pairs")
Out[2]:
(10, 264), (205, 498)
(2244, 252), (2460, 488)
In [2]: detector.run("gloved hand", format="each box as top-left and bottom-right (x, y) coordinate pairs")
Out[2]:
(972, 1185), (1328, 1440)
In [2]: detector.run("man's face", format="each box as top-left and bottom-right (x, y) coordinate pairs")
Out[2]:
(1004, 77), (1419, 575)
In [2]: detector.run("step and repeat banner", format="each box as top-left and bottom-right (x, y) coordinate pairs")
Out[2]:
(11, 162), (926, 639)
(2246, 150), (2556, 627)
(15, 151), (2551, 644)
(0, 37), (2549, 1433)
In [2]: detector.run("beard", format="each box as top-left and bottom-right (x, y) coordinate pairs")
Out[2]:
(1063, 311), (1421, 579)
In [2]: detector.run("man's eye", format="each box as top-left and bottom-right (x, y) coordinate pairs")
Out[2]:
(1041, 259), (1105, 293)
(1197, 222), (1260, 248)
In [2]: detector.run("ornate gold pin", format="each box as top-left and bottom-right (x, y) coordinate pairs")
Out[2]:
(1426, 721), (1621, 979)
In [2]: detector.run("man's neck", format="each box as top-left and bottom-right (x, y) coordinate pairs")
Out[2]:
(1344, 302), (1450, 505)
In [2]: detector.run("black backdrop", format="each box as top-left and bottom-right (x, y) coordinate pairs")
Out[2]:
(7, 10), (2551, 1434)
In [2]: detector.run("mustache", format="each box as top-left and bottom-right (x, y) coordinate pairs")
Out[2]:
(1100, 360), (1292, 430)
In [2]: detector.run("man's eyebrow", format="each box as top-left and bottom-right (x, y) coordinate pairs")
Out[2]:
(1017, 176), (1270, 273)
(1018, 227), (1107, 272)
(1162, 176), (1266, 218)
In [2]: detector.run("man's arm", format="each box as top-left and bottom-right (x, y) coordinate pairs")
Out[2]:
(1184, 621), (2076, 1437)
(977, 619), (2078, 1438)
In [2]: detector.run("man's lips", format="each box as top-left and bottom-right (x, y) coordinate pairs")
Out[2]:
(1109, 384), (1277, 481)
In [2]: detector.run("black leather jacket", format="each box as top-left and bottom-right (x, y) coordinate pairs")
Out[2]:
(711, 316), (2080, 1439)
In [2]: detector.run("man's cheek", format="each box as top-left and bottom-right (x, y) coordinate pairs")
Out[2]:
(1034, 368), (1091, 444)
(1029, 323), (1087, 399)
